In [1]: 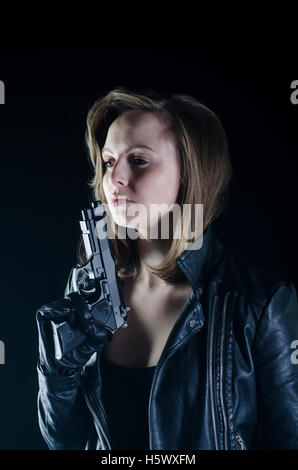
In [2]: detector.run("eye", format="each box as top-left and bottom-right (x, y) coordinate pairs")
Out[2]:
(103, 160), (114, 168)
(102, 156), (149, 170)
(130, 156), (148, 166)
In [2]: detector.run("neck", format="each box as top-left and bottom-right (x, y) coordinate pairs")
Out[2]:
(136, 237), (172, 289)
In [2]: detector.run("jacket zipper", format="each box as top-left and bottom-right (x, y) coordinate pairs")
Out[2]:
(210, 293), (230, 449)
(209, 295), (219, 449)
(235, 432), (246, 450)
(84, 390), (111, 450)
(219, 292), (230, 449)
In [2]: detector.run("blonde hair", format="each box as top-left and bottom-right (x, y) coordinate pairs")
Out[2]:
(80, 88), (234, 283)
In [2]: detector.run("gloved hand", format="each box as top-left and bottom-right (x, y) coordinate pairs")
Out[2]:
(36, 291), (113, 377)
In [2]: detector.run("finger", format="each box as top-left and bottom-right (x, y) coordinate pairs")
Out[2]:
(66, 291), (93, 332)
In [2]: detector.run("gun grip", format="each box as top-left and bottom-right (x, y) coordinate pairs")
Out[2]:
(51, 320), (87, 360)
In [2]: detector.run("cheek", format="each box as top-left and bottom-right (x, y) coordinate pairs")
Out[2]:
(102, 174), (109, 196)
(141, 165), (180, 204)
(162, 169), (180, 199)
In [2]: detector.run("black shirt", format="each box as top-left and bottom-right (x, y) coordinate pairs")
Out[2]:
(100, 353), (156, 450)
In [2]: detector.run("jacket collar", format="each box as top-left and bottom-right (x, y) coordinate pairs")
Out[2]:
(176, 223), (227, 297)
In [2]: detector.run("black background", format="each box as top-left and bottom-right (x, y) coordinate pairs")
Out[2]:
(0, 7), (297, 450)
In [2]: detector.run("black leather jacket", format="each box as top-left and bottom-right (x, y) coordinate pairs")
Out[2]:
(37, 223), (298, 450)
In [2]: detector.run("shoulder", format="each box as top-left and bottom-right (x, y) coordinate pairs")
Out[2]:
(208, 232), (295, 310)
(206, 237), (298, 349)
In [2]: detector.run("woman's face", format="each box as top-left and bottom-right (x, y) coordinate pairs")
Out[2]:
(102, 111), (181, 238)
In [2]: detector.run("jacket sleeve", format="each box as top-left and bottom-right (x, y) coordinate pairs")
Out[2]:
(37, 367), (91, 449)
(37, 267), (91, 450)
(253, 281), (298, 449)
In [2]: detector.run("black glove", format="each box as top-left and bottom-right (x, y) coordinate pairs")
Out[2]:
(36, 291), (113, 377)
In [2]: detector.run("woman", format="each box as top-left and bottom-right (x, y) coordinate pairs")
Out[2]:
(36, 88), (298, 450)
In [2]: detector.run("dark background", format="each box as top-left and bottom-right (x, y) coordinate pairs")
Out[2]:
(0, 8), (297, 450)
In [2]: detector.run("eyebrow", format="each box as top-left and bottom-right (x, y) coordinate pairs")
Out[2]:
(101, 145), (157, 155)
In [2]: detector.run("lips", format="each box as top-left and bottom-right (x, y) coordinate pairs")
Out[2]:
(110, 196), (133, 206)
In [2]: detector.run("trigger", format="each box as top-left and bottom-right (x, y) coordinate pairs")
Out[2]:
(76, 269), (93, 292)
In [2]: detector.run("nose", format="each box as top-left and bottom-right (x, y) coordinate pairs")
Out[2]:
(109, 158), (129, 187)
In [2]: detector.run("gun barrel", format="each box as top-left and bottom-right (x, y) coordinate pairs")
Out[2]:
(79, 200), (128, 329)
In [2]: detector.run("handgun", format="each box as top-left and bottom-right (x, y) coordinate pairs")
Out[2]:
(51, 200), (130, 359)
